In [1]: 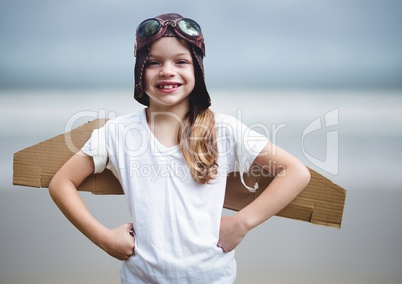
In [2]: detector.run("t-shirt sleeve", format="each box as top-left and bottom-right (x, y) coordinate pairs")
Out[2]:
(223, 114), (270, 192)
(81, 126), (108, 174)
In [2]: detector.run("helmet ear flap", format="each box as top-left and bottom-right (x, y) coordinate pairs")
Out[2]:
(190, 46), (211, 110)
(134, 47), (150, 106)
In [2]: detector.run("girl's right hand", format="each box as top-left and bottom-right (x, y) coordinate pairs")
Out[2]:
(49, 153), (135, 261)
(100, 223), (135, 261)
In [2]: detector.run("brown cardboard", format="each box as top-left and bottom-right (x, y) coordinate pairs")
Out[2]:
(13, 119), (346, 228)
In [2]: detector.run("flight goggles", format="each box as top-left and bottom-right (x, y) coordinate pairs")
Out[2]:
(135, 17), (205, 56)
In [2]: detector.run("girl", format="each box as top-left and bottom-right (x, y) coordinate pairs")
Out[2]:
(49, 13), (310, 284)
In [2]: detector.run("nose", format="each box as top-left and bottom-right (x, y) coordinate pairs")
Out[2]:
(159, 63), (175, 77)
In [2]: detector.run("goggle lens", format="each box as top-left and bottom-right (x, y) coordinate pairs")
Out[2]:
(178, 19), (201, 37)
(137, 19), (160, 38)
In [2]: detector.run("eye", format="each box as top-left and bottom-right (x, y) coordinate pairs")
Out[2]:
(176, 59), (191, 65)
(145, 60), (160, 67)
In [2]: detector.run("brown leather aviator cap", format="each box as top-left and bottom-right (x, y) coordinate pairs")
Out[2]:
(133, 13), (211, 109)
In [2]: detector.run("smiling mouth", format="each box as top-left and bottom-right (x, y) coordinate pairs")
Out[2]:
(157, 84), (181, 90)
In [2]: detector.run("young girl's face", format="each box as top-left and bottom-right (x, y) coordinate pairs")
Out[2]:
(144, 37), (195, 111)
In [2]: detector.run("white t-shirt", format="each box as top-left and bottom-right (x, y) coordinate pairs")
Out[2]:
(81, 109), (269, 284)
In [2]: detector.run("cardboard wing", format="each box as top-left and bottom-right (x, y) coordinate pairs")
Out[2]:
(13, 119), (346, 228)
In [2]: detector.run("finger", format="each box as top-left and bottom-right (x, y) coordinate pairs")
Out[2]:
(126, 223), (135, 236)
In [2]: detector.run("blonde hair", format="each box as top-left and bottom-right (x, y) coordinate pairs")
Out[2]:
(178, 104), (218, 184)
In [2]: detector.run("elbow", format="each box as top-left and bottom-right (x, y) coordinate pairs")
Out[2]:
(48, 176), (58, 199)
(300, 165), (311, 189)
(48, 174), (65, 201)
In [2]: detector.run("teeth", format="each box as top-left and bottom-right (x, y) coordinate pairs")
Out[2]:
(158, 85), (178, 89)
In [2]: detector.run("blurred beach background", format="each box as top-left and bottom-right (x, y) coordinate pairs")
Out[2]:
(1, 1), (401, 283)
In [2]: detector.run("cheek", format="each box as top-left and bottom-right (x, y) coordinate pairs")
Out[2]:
(186, 70), (196, 89)
(143, 70), (153, 90)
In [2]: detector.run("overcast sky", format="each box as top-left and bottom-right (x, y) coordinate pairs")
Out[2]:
(1, 0), (401, 90)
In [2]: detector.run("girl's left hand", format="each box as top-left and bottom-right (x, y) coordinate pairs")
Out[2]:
(217, 215), (248, 252)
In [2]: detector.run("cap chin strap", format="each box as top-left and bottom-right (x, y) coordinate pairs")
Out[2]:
(239, 169), (259, 193)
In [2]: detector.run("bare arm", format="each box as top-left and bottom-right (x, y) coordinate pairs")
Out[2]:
(218, 142), (311, 252)
(48, 151), (134, 260)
